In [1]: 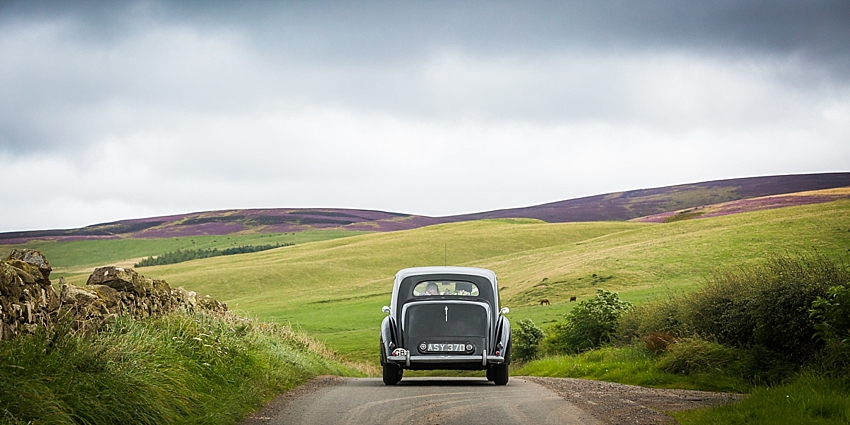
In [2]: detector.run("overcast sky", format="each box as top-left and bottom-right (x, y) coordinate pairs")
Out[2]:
(1, 1), (848, 232)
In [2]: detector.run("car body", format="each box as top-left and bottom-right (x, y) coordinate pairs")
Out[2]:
(379, 266), (512, 385)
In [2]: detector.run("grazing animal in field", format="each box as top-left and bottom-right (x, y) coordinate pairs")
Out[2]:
(569, 296), (577, 302)
(539, 299), (550, 305)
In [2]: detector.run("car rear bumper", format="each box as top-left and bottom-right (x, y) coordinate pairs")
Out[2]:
(387, 353), (505, 367)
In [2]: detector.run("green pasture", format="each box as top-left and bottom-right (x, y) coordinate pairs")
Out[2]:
(1, 229), (364, 273)
(8, 200), (850, 363)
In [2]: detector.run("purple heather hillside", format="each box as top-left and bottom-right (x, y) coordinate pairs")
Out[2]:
(2, 172), (848, 243)
(443, 173), (850, 224)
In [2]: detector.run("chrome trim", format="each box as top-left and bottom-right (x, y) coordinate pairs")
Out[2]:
(400, 300), (491, 333)
(400, 300), (493, 356)
(387, 355), (505, 364)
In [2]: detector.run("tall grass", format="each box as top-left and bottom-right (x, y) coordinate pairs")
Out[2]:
(516, 344), (750, 393)
(674, 373), (850, 425)
(0, 311), (360, 424)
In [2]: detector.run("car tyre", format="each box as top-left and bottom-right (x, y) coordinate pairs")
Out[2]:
(486, 366), (495, 381)
(493, 363), (509, 386)
(383, 362), (402, 385)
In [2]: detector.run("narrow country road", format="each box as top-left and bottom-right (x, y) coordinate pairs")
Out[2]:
(242, 377), (600, 425)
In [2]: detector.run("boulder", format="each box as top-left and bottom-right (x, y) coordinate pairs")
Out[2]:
(87, 266), (147, 294)
(7, 249), (51, 281)
(87, 285), (122, 312)
(60, 283), (99, 305)
(0, 261), (24, 300)
(197, 295), (227, 315)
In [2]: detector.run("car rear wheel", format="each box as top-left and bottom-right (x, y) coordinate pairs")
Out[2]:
(492, 363), (509, 385)
(486, 366), (495, 381)
(383, 362), (402, 385)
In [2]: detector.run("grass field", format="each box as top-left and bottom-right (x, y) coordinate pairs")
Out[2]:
(19, 199), (847, 363)
(0, 229), (364, 274)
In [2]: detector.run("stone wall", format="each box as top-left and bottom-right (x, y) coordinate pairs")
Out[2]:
(0, 249), (60, 339)
(1, 249), (226, 339)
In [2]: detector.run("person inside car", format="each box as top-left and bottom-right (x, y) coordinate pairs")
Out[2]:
(424, 282), (439, 295)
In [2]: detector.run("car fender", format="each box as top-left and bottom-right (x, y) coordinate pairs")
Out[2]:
(495, 316), (511, 364)
(380, 315), (397, 363)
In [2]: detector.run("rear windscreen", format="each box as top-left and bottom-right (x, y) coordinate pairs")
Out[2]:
(405, 303), (488, 338)
(413, 280), (479, 297)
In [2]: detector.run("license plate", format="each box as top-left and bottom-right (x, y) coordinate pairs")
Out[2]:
(426, 343), (465, 352)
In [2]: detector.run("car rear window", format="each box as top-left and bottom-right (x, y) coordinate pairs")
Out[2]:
(413, 280), (480, 297)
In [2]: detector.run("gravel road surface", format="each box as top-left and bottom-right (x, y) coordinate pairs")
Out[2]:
(240, 376), (742, 425)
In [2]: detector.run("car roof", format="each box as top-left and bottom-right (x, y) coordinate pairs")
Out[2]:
(389, 266), (500, 316)
(394, 266), (497, 284)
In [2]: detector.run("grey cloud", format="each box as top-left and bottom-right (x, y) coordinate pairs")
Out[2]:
(4, 1), (848, 62)
(0, 0), (847, 231)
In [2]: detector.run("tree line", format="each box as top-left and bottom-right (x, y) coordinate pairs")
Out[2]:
(135, 243), (293, 267)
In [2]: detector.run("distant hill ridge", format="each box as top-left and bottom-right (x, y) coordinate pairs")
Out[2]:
(2, 172), (849, 243)
(445, 172), (850, 223)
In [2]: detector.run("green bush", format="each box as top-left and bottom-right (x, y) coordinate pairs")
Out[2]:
(513, 318), (545, 361)
(613, 254), (850, 384)
(811, 282), (850, 374)
(618, 295), (688, 344)
(686, 255), (847, 364)
(659, 338), (737, 375)
(545, 289), (633, 354)
(811, 283), (850, 345)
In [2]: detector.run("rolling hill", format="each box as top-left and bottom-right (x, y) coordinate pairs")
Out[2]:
(2, 172), (848, 244)
(444, 172), (850, 223)
(56, 198), (850, 361)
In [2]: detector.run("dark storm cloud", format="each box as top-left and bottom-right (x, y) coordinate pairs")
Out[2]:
(4, 1), (848, 64)
(2, 0), (847, 155)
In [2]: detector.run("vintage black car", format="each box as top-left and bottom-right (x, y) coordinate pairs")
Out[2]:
(380, 266), (511, 385)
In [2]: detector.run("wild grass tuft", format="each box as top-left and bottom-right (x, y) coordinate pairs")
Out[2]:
(516, 344), (749, 392)
(0, 311), (360, 424)
(673, 373), (850, 425)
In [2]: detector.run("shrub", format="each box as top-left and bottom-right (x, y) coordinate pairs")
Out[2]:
(810, 282), (850, 373)
(811, 283), (850, 345)
(616, 254), (849, 380)
(658, 338), (739, 375)
(513, 318), (544, 361)
(686, 255), (847, 364)
(617, 295), (688, 344)
(658, 338), (794, 385)
(545, 289), (633, 354)
(643, 331), (678, 354)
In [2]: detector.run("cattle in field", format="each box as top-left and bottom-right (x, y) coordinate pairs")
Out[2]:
(569, 296), (577, 302)
(539, 299), (550, 305)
